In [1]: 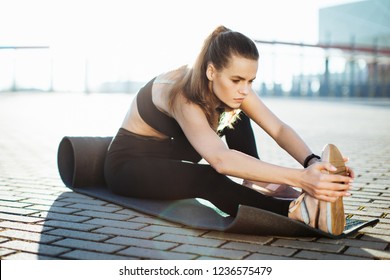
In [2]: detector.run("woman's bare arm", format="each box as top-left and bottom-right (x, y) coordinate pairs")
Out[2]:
(241, 90), (314, 166)
(172, 94), (352, 202)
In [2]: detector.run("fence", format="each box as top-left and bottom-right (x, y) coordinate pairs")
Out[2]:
(1, 41), (389, 97)
(254, 40), (390, 98)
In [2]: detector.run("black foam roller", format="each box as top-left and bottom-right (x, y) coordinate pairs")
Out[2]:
(57, 136), (113, 188)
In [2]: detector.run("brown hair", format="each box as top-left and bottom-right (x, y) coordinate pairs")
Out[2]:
(169, 26), (259, 130)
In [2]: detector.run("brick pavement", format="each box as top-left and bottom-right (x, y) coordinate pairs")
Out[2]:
(0, 92), (389, 260)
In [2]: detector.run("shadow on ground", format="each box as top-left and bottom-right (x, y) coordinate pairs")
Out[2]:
(37, 192), (387, 260)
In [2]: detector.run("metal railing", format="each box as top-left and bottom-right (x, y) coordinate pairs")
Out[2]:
(254, 40), (390, 97)
(0, 46), (51, 92)
(1, 42), (389, 97)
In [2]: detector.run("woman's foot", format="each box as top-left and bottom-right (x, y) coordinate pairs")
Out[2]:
(288, 192), (345, 235)
(288, 144), (347, 235)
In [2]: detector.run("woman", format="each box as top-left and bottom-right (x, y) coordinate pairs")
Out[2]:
(104, 26), (354, 235)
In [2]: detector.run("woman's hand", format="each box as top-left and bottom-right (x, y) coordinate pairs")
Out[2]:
(299, 161), (353, 202)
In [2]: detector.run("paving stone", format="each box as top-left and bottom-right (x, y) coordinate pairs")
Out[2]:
(12, 193), (61, 201)
(295, 250), (369, 260)
(372, 198), (390, 204)
(0, 248), (15, 257)
(32, 212), (92, 223)
(344, 247), (390, 259)
(359, 227), (390, 236)
(372, 223), (390, 230)
(245, 253), (296, 260)
(196, 256), (224, 260)
(221, 242), (297, 256)
(26, 205), (80, 214)
(66, 203), (121, 212)
(203, 232), (273, 244)
(0, 229), (62, 243)
(53, 238), (125, 253)
(271, 239), (344, 253)
(59, 197), (108, 206)
(115, 208), (149, 216)
(13, 187), (58, 195)
(2, 252), (60, 260)
(85, 218), (146, 230)
(0, 195), (27, 201)
(142, 225), (205, 236)
(105, 203), (127, 208)
(360, 234), (390, 243)
(130, 216), (181, 227)
(363, 207), (390, 213)
(317, 237), (388, 250)
(349, 215), (382, 222)
(106, 236), (177, 250)
(61, 249), (135, 260)
(173, 244), (249, 259)
(1, 240), (70, 256)
(118, 246), (196, 260)
(93, 227), (160, 239)
(0, 221), (52, 233)
(0, 237), (9, 243)
(20, 198), (70, 207)
(346, 210), (385, 218)
(43, 220), (100, 231)
(350, 190), (381, 196)
(45, 228), (109, 242)
(270, 236), (317, 242)
(6, 181), (53, 188)
(74, 210), (132, 221)
(344, 197), (372, 203)
(0, 206), (39, 215)
(0, 213), (45, 223)
(154, 233), (225, 247)
(59, 192), (93, 200)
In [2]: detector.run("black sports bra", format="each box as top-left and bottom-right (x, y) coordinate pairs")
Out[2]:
(136, 78), (184, 137)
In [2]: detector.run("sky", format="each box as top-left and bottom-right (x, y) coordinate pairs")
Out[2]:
(1, 0), (362, 45)
(0, 0), (363, 89)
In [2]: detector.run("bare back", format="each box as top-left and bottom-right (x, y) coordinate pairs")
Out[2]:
(121, 68), (184, 139)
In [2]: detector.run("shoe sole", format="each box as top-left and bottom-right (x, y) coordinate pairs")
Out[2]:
(320, 144), (347, 235)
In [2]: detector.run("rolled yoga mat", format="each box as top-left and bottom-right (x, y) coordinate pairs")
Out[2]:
(57, 136), (379, 239)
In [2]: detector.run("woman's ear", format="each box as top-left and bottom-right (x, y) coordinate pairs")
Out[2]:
(206, 63), (215, 81)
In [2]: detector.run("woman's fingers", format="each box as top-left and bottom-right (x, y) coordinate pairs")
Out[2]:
(314, 162), (354, 184)
(324, 173), (353, 185)
(315, 194), (339, 203)
(312, 181), (352, 198)
(318, 179), (352, 191)
(342, 157), (356, 178)
(315, 193), (349, 202)
(311, 188), (351, 202)
(346, 166), (356, 179)
(320, 162), (337, 172)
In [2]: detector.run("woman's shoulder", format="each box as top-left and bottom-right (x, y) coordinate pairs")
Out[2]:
(155, 66), (188, 85)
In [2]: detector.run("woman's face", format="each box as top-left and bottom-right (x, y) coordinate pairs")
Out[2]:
(207, 55), (258, 109)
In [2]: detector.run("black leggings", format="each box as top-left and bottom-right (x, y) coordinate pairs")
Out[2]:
(104, 113), (291, 217)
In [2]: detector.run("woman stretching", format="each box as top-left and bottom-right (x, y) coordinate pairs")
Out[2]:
(104, 26), (354, 235)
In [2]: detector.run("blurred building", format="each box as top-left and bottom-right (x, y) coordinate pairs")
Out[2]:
(319, 0), (390, 48)
(317, 0), (390, 97)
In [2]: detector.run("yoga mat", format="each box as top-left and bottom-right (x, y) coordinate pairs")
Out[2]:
(57, 136), (379, 239)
